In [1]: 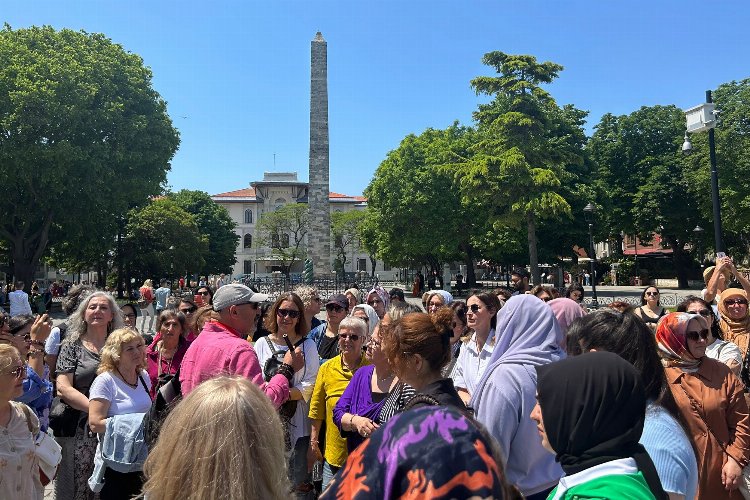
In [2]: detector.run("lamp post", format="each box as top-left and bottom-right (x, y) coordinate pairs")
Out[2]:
(583, 203), (599, 309)
(683, 90), (725, 254)
(693, 225), (705, 270)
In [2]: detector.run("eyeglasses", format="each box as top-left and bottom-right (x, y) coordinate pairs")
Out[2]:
(277, 308), (300, 319)
(180, 307), (197, 314)
(645, 291), (659, 297)
(338, 333), (361, 341)
(123, 313), (137, 320)
(688, 309), (711, 317)
(4, 364), (26, 379)
(725, 298), (749, 307)
(326, 304), (345, 313)
(686, 329), (710, 342)
(467, 304), (481, 313)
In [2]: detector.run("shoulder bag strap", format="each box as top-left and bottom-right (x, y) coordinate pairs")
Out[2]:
(16, 402), (39, 436)
(137, 373), (149, 395)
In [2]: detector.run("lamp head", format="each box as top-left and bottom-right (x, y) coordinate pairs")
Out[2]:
(682, 132), (692, 155)
(583, 202), (595, 223)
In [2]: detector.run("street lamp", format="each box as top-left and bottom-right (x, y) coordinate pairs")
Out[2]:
(683, 90), (724, 254)
(693, 225), (705, 270)
(583, 203), (599, 309)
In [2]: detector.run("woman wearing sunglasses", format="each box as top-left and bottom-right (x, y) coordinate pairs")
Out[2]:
(452, 291), (501, 405)
(0, 343), (45, 499)
(308, 317), (368, 492)
(677, 296), (742, 377)
(255, 293), (318, 498)
(717, 289), (750, 366)
(635, 286), (667, 332)
(657, 312), (750, 499)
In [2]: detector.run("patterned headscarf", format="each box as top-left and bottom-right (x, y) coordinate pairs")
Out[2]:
(717, 288), (750, 346)
(366, 286), (390, 312)
(321, 406), (508, 500)
(655, 312), (705, 369)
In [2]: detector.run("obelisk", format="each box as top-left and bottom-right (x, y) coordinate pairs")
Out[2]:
(308, 32), (331, 275)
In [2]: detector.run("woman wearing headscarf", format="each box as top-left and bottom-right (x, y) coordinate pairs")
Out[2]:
(548, 298), (585, 349)
(657, 312), (750, 499)
(718, 288), (750, 366)
(350, 304), (379, 338)
(532, 351), (667, 500)
(470, 294), (565, 499)
(321, 406), (516, 500)
(365, 286), (390, 319)
(426, 290), (453, 314)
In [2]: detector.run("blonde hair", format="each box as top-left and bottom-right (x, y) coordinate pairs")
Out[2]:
(98, 328), (146, 374)
(0, 344), (21, 373)
(143, 279), (153, 287)
(141, 376), (289, 500)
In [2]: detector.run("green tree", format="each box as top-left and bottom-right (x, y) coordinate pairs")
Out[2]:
(590, 105), (700, 287)
(448, 52), (586, 284)
(365, 124), (482, 283)
(0, 25), (179, 289)
(331, 210), (366, 274)
(255, 203), (309, 276)
(169, 190), (239, 276)
(124, 199), (207, 282)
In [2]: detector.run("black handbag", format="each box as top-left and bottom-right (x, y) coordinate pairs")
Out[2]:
(262, 336), (305, 419)
(48, 397), (82, 437)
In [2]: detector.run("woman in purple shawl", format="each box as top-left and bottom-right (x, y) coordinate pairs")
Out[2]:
(470, 294), (565, 500)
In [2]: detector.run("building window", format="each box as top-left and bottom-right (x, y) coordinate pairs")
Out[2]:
(383, 262), (391, 271)
(244, 209), (253, 224)
(358, 258), (367, 272)
(243, 234), (252, 249)
(243, 260), (252, 275)
(281, 234), (290, 248)
(274, 198), (286, 211)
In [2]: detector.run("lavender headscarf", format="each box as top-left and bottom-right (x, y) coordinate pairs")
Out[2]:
(366, 286), (390, 311)
(470, 294), (566, 408)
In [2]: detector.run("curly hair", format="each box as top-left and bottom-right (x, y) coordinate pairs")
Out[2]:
(97, 328), (146, 374)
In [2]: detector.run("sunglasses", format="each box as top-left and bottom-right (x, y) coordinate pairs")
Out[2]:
(686, 329), (710, 342)
(180, 306), (197, 314)
(539, 296), (551, 302)
(688, 309), (711, 317)
(4, 364), (26, 379)
(338, 333), (361, 341)
(467, 304), (481, 313)
(645, 291), (659, 296)
(277, 308), (300, 319)
(326, 304), (345, 313)
(197, 290), (210, 296)
(725, 298), (749, 306)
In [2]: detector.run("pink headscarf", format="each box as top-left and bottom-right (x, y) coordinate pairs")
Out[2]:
(549, 298), (586, 339)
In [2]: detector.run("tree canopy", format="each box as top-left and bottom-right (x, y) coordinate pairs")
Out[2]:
(254, 203), (309, 276)
(0, 25), (179, 288)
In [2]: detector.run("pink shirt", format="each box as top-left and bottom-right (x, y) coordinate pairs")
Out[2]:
(179, 321), (290, 408)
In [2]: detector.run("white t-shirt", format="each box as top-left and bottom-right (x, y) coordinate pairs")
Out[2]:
(89, 370), (152, 416)
(705, 338), (743, 366)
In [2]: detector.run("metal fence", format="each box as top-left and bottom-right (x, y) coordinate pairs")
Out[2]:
(237, 274), (383, 302)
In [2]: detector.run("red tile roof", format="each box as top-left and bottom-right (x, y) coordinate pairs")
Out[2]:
(212, 187), (256, 197)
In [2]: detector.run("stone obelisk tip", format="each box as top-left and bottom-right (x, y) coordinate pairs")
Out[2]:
(314, 32), (325, 42)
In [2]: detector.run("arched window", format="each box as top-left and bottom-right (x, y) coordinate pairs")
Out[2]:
(274, 197), (286, 211)
(281, 234), (290, 248)
(244, 209), (253, 224)
(243, 234), (252, 249)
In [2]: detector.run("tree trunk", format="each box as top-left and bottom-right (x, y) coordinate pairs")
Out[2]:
(369, 255), (376, 277)
(461, 242), (476, 286)
(527, 212), (541, 285)
(9, 214), (53, 293)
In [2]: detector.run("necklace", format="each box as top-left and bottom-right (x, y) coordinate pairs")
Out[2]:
(341, 354), (361, 372)
(116, 367), (138, 389)
(375, 368), (394, 383)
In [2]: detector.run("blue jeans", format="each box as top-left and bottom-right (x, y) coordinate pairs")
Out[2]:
(321, 461), (340, 493)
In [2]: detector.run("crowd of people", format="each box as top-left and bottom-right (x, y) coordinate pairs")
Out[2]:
(3, 262), (750, 499)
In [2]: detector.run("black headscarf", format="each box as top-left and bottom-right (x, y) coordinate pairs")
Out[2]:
(536, 351), (667, 500)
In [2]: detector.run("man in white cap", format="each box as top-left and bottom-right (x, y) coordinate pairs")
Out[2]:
(179, 284), (304, 407)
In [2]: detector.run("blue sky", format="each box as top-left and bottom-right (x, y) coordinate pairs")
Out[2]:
(4, 1), (749, 197)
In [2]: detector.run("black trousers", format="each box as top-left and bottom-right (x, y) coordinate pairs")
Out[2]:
(101, 467), (144, 500)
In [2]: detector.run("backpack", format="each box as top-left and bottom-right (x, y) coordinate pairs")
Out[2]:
(143, 366), (182, 447)
(263, 336), (306, 419)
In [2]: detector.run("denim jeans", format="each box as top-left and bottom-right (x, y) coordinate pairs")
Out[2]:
(321, 461), (340, 493)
